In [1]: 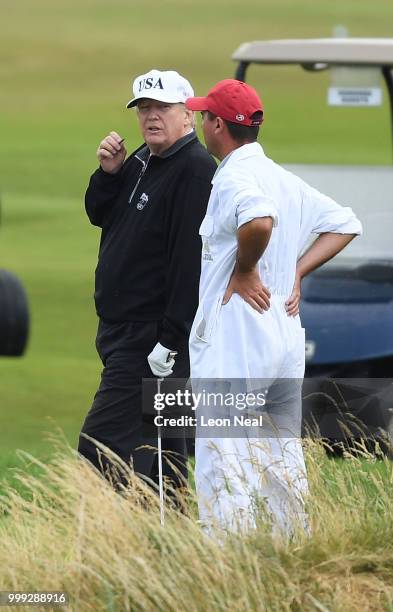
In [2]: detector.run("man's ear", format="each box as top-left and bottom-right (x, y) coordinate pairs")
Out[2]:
(185, 108), (195, 128)
(215, 116), (224, 132)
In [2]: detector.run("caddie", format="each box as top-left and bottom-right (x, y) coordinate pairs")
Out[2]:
(78, 69), (216, 493)
(186, 79), (362, 536)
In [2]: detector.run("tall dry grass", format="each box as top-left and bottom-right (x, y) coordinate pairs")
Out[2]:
(0, 435), (393, 612)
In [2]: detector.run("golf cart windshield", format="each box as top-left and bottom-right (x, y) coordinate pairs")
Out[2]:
(286, 164), (393, 262)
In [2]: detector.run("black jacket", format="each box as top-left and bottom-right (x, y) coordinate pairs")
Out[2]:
(85, 132), (217, 350)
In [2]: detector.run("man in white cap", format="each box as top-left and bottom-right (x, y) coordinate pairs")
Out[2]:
(78, 70), (216, 495)
(186, 79), (362, 536)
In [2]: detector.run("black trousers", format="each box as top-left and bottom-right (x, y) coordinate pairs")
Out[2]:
(78, 318), (189, 491)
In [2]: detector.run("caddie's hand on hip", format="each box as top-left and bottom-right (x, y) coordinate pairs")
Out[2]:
(222, 266), (270, 313)
(97, 131), (126, 174)
(285, 272), (302, 317)
(148, 342), (177, 377)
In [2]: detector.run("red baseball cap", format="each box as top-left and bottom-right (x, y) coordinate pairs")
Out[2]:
(186, 79), (264, 126)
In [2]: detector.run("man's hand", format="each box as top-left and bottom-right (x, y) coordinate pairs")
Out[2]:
(285, 273), (301, 317)
(285, 232), (358, 317)
(148, 343), (177, 377)
(97, 131), (127, 175)
(222, 266), (271, 313)
(223, 217), (273, 313)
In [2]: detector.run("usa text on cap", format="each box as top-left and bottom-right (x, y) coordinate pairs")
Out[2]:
(126, 69), (194, 108)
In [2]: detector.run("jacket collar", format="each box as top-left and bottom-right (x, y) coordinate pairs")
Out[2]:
(158, 129), (196, 158)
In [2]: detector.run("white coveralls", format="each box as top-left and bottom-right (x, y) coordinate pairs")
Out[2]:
(189, 142), (362, 537)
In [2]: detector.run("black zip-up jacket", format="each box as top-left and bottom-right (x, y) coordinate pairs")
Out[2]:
(85, 132), (217, 350)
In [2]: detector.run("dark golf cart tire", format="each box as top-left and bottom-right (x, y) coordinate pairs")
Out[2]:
(0, 269), (29, 357)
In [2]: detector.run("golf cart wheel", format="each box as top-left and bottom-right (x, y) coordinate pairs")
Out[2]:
(0, 269), (29, 356)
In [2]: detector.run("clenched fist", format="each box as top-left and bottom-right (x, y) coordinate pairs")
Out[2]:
(97, 131), (127, 174)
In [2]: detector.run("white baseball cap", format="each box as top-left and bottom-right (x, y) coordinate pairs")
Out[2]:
(126, 69), (194, 108)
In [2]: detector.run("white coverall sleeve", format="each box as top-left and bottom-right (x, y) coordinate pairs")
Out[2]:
(302, 183), (363, 236)
(235, 189), (279, 229)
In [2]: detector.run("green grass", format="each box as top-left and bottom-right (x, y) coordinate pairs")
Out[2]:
(1, 0), (393, 486)
(1, 440), (393, 610)
(0, 193), (100, 484)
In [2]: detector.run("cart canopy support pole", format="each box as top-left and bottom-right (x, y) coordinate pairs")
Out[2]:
(382, 66), (393, 163)
(235, 62), (249, 82)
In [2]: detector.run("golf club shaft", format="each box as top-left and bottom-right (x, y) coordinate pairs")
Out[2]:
(157, 377), (165, 526)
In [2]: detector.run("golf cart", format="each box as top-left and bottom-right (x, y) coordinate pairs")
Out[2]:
(232, 38), (393, 453)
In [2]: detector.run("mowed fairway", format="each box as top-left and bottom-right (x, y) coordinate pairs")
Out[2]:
(1, 0), (393, 484)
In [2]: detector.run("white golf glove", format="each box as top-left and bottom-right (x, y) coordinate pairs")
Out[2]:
(147, 342), (177, 377)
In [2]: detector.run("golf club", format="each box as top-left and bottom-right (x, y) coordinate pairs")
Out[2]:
(157, 350), (177, 526)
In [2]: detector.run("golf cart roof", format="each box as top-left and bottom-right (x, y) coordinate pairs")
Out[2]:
(232, 38), (393, 67)
(232, 37), (393, 156)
